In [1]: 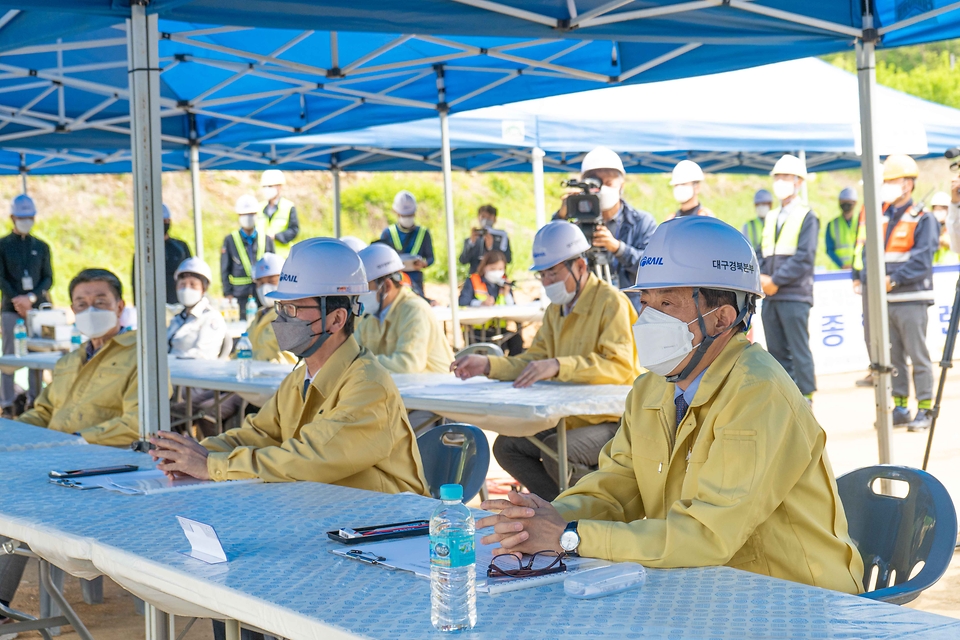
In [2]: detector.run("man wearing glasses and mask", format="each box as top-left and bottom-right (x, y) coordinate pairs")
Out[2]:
(477, 218), (864, 595)
(150, 238), (429, 495)
(451, 221), (639, 501)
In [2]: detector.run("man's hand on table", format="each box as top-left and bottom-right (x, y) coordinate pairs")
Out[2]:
(149, 431), (211, 480)
(450, 354), (490, 379)
(513, 359), (559, 388)
(12, 295), (32, 317)
(478, 490), (567, 557)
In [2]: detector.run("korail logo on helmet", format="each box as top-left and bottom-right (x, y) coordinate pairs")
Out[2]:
(280, 273), (299, 283)
(639, 256), (664, 267)
(533, 250), (546, 259)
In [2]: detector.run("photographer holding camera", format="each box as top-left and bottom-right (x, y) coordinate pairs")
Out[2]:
(555, 147), (657, 312)
(459, 204), (512, 274)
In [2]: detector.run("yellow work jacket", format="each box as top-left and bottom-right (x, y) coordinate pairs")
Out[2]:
(17, 330), (159, 445)
(202, 336), (429, 494)
(487, 274), (640, 428)
(554, 334), (865, 594)
(232, 306), (297, 364)
(355, 286), (454, 374)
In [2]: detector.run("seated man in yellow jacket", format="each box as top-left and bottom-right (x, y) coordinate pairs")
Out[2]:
(478, 217), (865, 595)
(451, 221), (640, 500)
(355, 242), (453, 373)
(17, 268), (145, 446)
(150, 238), (428, 495)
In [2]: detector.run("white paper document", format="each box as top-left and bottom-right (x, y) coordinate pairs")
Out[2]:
(50, 469), (260, 495)
(329, 534), (605, 594)
(176, 516), (228, 564)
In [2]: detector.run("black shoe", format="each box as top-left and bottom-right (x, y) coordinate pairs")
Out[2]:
(892, 406), (912, 427)
(907, 410), (933, 432)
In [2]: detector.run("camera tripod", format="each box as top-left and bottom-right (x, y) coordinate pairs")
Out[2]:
(587, 249), (614, 285)
(922, 272), (960, 470)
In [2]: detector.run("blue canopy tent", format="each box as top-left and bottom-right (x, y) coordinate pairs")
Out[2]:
(0, 5), (953, 563)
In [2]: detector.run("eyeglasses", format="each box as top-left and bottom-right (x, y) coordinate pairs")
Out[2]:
(274, 302), (320, 319)
(534, 263), (570, 282)
(486, 551), (566, 579)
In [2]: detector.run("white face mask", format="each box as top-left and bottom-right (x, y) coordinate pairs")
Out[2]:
(397, 215), (416, 230)
(358, 290), (380, 316)
(260, 186), (279, 202)
(598, 185), (621, 211)
(239, 214), (257, 230)
(880, 182), (905, 204)
(484, 269), (505, 285)
(14, 218), (33, 234)
(772, 179), (796, 201)
(673, 184), (694, 204)
(755, 204), (771, 219)
(256, 283), (277, 307)
(177, 287), (203, 309)
(74, 307), (119, 339)
(934, 208), (948, 224)
(632, 306), (716, 377)
(544, 280), (575, 306)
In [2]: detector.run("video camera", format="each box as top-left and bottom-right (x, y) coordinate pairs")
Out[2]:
(946, 146), (960, 171)
(561, 177), (612, 281)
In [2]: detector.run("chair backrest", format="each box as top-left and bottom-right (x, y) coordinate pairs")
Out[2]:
(416, 423), (490, 503)
(455, 342), (504, 358)
(836, 465), (957, 605)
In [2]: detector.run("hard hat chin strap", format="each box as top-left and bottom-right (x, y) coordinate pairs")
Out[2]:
(297, 297), (331, 361)
(665, 289), (752, 384)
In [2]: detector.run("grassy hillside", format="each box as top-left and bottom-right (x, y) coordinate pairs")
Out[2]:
(3, 158), (955, 307)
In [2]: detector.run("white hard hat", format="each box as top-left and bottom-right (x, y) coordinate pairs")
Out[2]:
(624, 216), (762, 298)
(235, 194), (260, 214)
(11, 194), (36, 217)
(339, 236), (368, 252)
(254, 253), (285, 280)
(393, 190), (417, 216)
(580, 146), (625, 177)
(771, 154), (807, 179)
(174, 257), (213, 285)
(162, 203), (171, 220)
(931, 191), (951, 208)
(670, 160), (704, 186)
(530, 221), (590, 271)
(358, 243), (405, 281)
(260, 169), (286, 187)
(267, 238), (368, 300)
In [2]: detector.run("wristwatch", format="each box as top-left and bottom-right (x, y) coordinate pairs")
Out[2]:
(27, 293), (36, 304)
(559, 521), (580, 554)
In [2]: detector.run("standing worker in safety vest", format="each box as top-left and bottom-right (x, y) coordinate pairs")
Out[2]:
(666, 160), (715, 220)
(825, 187), (859, 270)
(929, 192), (956, 265)
(852, 155), (939, 431)
(257, 169), (299, 257)
(221, 194), (275, 307)
(759, 154), (819, 402)
(742, 189), (771, 258)
(380, 190), (434, 299)
(355, 243), (453, 374)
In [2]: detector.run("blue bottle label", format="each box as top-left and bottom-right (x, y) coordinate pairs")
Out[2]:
(430, 531), (475, 568)
(237, 349), (252, 359)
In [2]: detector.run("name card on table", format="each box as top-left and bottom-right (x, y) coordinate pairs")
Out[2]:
(176, 516), (227, 564)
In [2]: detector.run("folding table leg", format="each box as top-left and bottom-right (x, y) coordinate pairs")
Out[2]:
(224, 619), (241, 640)
(215, 390), (223, 434)
(523, 417), (570, 492)
(38, 563), (63, 635)
(80, 576), (103, 605)
(39, 561), (94, 640)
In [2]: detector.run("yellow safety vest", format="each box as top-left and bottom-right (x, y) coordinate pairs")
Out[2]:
(761, 204), (811, 258)
(743, 218), (764, 254)
(257, 197), (294, 256)
(387, 224), (426, 259)
(827, 215), (858, 270)
(229, 230), (266, 286)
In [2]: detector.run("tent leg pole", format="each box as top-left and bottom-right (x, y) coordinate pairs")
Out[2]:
(439, 109), (462, 349)
(532, 147), (546, 229)
(856, 31), (894, 464)
(798, 150), (809, 202)
(333, 168), (342, 238)
(190, 143), (203, 260)
(19, 153), (26, 195)
(128, 3), (170, 463)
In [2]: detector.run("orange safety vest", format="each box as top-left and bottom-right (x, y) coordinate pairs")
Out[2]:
(852, 203), (923, 271)
(468, 273), (506, 331)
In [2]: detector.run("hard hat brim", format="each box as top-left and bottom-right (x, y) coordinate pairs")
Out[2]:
(622, 281), (764, 299)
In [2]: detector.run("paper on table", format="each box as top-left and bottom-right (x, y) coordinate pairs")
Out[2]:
(176, 516), (228, 564)
(51, 469), (261, 495)
(329, 534), (603, 593)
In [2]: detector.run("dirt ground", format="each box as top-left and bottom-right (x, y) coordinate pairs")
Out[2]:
(6, 368), (960, 639)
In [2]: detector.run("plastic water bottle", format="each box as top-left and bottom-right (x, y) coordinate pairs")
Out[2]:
(430, 484), (477, 632)
(13, 318), (27, 357)
(245, 296), (257, 325)
(229, 298), (240, 323)
(70, 325), (83, 352)
(236, 332), (253, 381)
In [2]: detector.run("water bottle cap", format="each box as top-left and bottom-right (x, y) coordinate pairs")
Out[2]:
(241, 332), (248, 337)
(439, 484), (463, 501)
